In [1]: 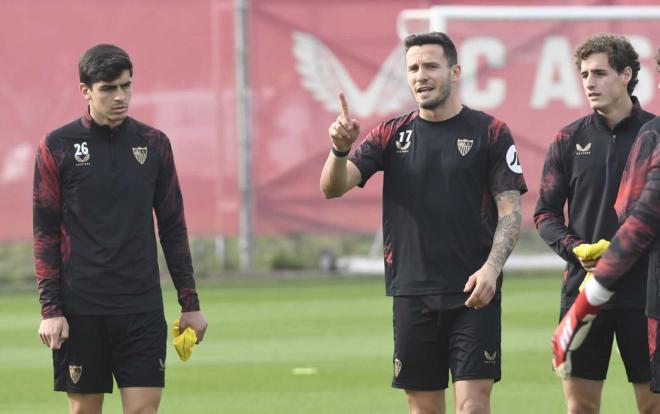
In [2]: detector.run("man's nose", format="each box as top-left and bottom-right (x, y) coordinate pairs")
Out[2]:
(416, 68), (428, 81)
(585, 74), (595, 89)
(114, 88), (126, 101)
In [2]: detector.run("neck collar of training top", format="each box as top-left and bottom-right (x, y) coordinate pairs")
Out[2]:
(81, 107), (129, 133)
(592, 95), (643, 131)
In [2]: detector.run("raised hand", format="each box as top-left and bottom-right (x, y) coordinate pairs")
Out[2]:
(328, 92), (361, 152)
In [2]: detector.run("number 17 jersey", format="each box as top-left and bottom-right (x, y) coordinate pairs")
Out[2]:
(349, 106), (527, 296)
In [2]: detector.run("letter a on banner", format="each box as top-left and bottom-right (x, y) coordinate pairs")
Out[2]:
(530, 36), (582, 109)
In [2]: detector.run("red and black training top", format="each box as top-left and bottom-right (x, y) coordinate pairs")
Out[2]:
(350, 106), (527, 298)
(33, 110), (200, 319)
(593, 117), (660, 318)
(534, 98), (654, 310)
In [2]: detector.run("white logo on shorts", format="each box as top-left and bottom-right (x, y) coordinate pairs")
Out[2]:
(69, 365), (83, 384)
(483, 351), (497, 364)
(394, 358), (402, 378)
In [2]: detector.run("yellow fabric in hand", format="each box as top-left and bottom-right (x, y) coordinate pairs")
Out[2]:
(573, 239), (610, 292)
(573, 239), (610, 260)
(172, 320), (197, 362)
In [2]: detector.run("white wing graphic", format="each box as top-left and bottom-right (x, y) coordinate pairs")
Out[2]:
(292, 31), (414, 118)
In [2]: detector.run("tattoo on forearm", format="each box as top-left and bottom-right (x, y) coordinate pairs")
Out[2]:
(487, 190), (522, 271)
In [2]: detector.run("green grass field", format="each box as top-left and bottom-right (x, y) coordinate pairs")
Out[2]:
(0, 273), (640, 413)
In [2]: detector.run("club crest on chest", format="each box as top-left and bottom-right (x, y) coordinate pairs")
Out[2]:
(132, 147), (148, 165)
(457, 138), (474, 156)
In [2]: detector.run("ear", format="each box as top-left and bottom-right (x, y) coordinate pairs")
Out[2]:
(622, 66), (633, 85)
(451, 63), (461, 82)
(79, 82), (91, 101)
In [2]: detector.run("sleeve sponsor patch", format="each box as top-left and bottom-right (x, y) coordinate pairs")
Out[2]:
(506, 145), (522, 173)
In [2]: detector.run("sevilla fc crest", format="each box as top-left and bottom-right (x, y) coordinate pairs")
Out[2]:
(69, 365), (82, 384)
(394, 358), (402, 378)
(457, 138), (473, 156)
(132, 147), (148, 165)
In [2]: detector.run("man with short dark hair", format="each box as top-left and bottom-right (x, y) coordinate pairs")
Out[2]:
(535, 34), (658, 414)
(320, 32), (526, 414)
(33, 44), (208, 413)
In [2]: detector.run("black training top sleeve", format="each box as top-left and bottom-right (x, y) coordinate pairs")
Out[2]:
(151, 132), (200, 312)
(33, 137), (65, 319)
(534, 130), (584, 264)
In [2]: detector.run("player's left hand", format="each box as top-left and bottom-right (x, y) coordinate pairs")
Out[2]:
(464, 263), (499, 309)
(551, 290), (600, 378)
(179, 311), (208, 344)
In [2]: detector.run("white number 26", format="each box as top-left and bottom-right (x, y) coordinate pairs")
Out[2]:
(74, 142), (89, 156)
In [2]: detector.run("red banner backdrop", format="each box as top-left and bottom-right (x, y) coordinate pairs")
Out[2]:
(1, 0), (659, 240)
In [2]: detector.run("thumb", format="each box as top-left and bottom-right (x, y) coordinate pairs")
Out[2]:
(178, 317), (189, 331)
(49, 332), (61, 350)
(60, 320), (69, 341)
(464, 274), (476, 292)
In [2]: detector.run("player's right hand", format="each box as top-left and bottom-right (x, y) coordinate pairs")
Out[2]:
(328, 91), (360, 152)
(573, 240), (609, 272)
(578, 257), (598, 272)
(38, 316), (69, 350)
(551, 290), (599, 378)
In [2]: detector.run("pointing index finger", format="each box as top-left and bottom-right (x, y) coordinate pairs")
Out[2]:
(338, 91), (350, 120)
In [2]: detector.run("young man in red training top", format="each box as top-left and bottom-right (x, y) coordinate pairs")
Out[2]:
(34, 44), (208, 413)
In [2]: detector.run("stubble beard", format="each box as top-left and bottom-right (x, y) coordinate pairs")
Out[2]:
(419, 81), (451, 111)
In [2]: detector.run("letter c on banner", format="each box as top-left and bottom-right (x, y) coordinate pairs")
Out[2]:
(460, 37), (506, 109)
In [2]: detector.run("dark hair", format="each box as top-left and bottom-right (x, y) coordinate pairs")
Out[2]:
(404, 32), (458, 66)
(656, 47), (660, 67)
(79, 44), (133, 86)
(574, 34), (639, 95)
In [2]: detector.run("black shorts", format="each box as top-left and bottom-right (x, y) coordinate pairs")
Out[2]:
(559, 308), (650, 383)
(53, 310), (167, 394)
(649, 318), (660, 393)
(392, 295), (501, 391)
